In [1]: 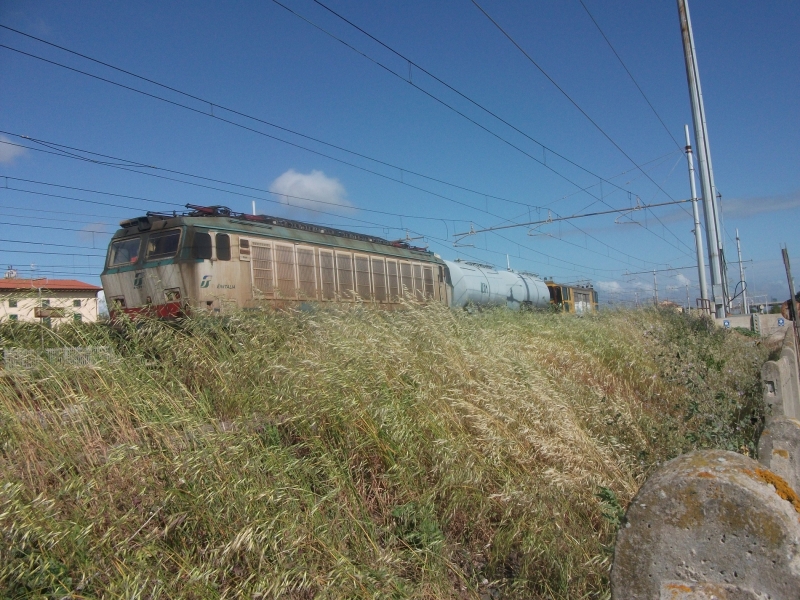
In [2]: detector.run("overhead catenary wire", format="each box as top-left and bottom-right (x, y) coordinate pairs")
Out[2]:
(0, 26), (693, 260)
(1, 21), (665, 213)
(455, 198), (693, 236)
(1, 137), (693, 272)
(577, 0), (683, 151)
(1, 134), (696, 266)
(0, 37), (560, 216)
(267, 0), (696, 258)
(0, 174), (644, 277)
(466, 1), (696, 255)
(276, 0), (664, 204)
(0, 24), (701, 283)
(1, 133), (696, 271)
(468, 0), (697, 239)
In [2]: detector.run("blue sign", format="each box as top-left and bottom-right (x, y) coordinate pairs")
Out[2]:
(723, 319), (731, 328)
(778, 317), (786, 327)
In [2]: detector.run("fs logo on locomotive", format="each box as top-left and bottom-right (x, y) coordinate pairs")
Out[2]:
(200, 275), (212, 288)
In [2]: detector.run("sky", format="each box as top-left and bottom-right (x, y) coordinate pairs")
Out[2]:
(0, 0), (798, 308)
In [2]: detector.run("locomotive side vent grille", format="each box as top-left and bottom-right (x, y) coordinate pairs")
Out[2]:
(252, 242), (274, 296)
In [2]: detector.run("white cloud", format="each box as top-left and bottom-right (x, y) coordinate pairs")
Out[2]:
(595, 280), (623, 293)
(723, 191), (800, 218)
(269, 169), (352, 213)
(0, 135), (27, 164)
(78, 222), (108, 243)
(675, 273), (691, 287)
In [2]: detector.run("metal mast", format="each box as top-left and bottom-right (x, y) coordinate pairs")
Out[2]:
(677, 0), (726, 317)
(684, 124), (708, 304)
(736, 229), (748, 314)
(653, 270), (659, 305)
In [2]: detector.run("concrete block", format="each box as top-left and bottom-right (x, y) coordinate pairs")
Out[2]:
(754, 313), (792, 339)
(714, 315), (753, 331)
(759, 417), (800, 494)
(611, 450), (800, 599)
(762, 355), (800, 420)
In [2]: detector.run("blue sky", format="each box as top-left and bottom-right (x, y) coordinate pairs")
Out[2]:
(0, 0), (797, 307)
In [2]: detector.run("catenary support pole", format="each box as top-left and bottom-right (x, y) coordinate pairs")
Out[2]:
(781, 246), (800, 373)
(685, 124), (708, 303)
(736, 229), (748, 314)
(677, 0), (725, 317)
(653, 271), (658, 305)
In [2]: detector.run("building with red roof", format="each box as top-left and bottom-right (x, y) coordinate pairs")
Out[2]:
(0, 277), (102, 324)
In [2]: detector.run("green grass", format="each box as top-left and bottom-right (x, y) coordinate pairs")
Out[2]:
(0, 305), (768, 599)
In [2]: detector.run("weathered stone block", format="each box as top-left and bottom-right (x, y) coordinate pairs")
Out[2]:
(763, 356), (800, 420)
(611, 450), (800, 599)
(759, 417), (800, 494)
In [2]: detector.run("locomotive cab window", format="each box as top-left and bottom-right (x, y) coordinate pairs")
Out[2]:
(192, 231), (212, 259)
(108, 237), (141, 266)
(146, 229), (181, 261)
(216, 233), (231, 261)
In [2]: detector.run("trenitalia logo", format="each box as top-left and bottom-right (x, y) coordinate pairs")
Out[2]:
(200, 275), (212, 288)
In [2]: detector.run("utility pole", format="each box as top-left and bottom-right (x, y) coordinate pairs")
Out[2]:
(653, 270), (659, 306)
(677, 0), (726, 318)
(684, 124), (708, 303)
(782, 247), (800, 369)
(783, 247), (799, 321)
(736, 229), (748, 314)
(686, 284), (690, 311)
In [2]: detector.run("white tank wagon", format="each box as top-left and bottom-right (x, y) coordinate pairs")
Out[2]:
(100, 205), (585, 318)
(444, 259), (551, 310)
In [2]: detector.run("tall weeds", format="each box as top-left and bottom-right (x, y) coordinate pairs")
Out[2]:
(0, 306), (767, 598)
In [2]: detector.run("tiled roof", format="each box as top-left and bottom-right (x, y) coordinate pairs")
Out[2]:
(0, 278), (102, 292)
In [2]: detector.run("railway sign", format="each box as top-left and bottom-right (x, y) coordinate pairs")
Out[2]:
(778, 317), (786, 327)
(723, 319), (730, 328)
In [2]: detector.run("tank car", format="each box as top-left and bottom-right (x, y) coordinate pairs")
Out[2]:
(444, 259), (550, 310)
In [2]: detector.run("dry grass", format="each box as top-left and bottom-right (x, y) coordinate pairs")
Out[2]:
(0, 305), (767, 598)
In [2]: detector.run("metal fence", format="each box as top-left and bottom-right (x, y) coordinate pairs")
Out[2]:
(3, 346), (115, 371)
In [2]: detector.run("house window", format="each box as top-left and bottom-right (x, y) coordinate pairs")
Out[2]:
(73, 299), (81, 307)
(73, 313), (82, 322)
(42, 299), (50, 307)
(9, 314), (18, 321)
(43, 317), (52, 328)
(8, 299), (18, 308)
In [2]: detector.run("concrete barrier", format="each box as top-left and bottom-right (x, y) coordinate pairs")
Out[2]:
(762, 327), (800, 420)
(611, 450), (800, 599)
(762, 356), (800, 419)
(753, 313), (792, 338)
(759, 416), (800, 493)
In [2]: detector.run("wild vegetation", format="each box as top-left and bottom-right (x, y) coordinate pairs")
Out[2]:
(0, 305), (767, 599)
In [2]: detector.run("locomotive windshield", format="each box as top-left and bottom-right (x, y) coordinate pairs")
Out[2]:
(146, 229), (181, 261)
(108, 237), (141, 266)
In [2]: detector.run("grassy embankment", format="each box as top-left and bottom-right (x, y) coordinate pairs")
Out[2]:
(0, 306), (767, 599)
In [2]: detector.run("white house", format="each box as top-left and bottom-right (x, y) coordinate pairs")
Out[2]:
(0, 278), (102, 324)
